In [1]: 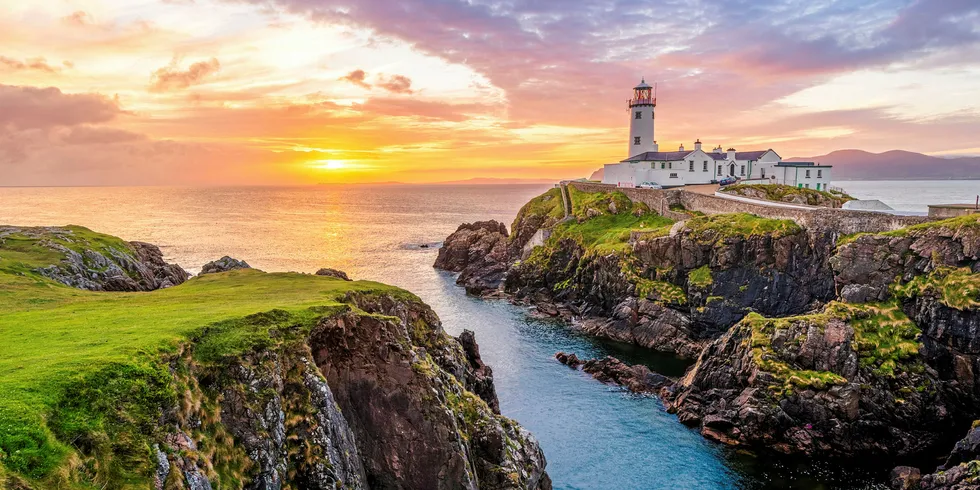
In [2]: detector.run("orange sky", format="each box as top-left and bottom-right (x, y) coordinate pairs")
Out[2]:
(1, 0), (979, 185)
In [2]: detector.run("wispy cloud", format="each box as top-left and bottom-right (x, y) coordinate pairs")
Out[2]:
(150, 58), (221, 92)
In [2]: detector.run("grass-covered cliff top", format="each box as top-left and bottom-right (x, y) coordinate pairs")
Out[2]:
(0, 225), (134, 275)
(510, 187), (565, 234)
(683, 213), (803, 243)
(725, 184), (854, 208)
(555, 187), (673, 253)
(0, 226), (413, 485)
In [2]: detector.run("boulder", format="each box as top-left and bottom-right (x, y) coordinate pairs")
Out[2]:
(890, 466), (921, 490)
(315, 268), (352, 281)
(200, 256), (253, 275)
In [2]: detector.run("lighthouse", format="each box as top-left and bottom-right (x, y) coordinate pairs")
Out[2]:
(627, 79), (658, 158)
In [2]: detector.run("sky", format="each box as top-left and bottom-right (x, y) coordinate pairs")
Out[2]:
(1, 0), (979, 185)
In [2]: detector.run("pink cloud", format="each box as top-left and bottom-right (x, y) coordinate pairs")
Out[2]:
(339, 69), (370, 89)
(0, 84), (122, 129)
(150, 58), (221, 92)
(376, 74), (413, 94)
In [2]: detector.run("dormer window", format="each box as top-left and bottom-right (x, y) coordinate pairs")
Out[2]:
(634, 137), (641, 145)
(635, 111), (642, 119)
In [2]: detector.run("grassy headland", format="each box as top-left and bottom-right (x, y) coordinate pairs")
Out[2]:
(0, 226), (412, 485)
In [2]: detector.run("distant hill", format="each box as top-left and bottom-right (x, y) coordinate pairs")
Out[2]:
(590, 168), (604, 181)
(786, 150), (980, 180)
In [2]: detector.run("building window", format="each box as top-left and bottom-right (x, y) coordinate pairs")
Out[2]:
(689, 161), (694, 172)
(805, 184), (810, 189)
(703, 161), (708, 172)
(761, 168), (766, 178)
(669, 173), (678, 178)
(635, 111), (642, 119)
(805, 169), (811, 178)
(717, 165), (722, 176)
(634, 136), (641, 145)
(740, 165), (745, 176)
(661, 162), (666, 169)
(817, 169), (822, 178)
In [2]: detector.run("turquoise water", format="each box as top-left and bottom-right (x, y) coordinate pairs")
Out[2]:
(0, 184), (895, 489)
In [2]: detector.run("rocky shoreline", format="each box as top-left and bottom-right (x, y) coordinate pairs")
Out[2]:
(0, 225), (550, 489)
(434, 185), (980, 488)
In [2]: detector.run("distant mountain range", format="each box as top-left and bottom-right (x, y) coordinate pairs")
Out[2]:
(587, 150), (980, 181)
(786, 150), (980, 180)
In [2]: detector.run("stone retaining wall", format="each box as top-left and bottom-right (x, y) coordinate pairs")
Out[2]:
(566, 181), (932, 235)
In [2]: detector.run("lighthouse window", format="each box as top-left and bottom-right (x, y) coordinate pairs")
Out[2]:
(634, 137), (641, 145)
(689, 161), (694, 172)
(635, 111), (642, 119)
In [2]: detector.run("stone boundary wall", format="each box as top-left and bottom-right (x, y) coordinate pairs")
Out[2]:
(566, 181), (932, 235)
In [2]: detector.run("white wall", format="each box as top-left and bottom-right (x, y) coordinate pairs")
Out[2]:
(628, 104), (657, 158)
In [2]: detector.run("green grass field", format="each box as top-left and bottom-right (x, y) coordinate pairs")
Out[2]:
(0, 226), (411, 484)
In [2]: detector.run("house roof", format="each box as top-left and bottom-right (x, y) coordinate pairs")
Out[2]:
(623, 150), (693, 162)
(624, 148), (781, 163)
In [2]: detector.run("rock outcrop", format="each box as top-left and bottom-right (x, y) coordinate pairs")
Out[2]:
(200, 256), (253, 275)
(314, 267), (352, 280)
(915, 424), (980, 489)
(0, 225), (189, 291)
(434, 221), (511, 295)
(556, 353), (670, 394)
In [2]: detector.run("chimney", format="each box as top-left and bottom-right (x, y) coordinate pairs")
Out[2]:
(727, 148), (736, 160)
(714, 145), (723, 154)
(679, 143), (685, 151)
(694, 139), (702, 151)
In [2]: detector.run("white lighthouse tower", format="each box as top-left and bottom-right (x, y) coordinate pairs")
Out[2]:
(627, 79), (658, 158)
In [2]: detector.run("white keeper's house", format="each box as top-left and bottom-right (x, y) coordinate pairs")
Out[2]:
(601, 79), (833, 190)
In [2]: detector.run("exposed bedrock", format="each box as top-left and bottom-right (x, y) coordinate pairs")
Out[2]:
(434, 220), (511, 295)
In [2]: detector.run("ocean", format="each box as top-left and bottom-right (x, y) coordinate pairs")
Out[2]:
(1, 180), (959, 489)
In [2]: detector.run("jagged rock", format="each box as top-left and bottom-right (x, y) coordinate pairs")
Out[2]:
(556, 353), (669, 394)
(457, 329), (501, 413)
(662, 311), (955, 459)
(0, 226), (190, 291)
(434, 220), (511, 295)
(200, 256), (253, 275)
(315, 267), (352, 281)
(918, 424), (980, 489)
(555, 352), (582, 368)
(890, 466), (922, 490)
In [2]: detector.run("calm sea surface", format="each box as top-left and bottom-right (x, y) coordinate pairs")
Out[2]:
(0, 180), (952, 489)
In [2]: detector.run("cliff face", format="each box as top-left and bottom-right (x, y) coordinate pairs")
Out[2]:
(0, 227), (549, 490)
(435, 187), (980, 464)
(664, 217), (980, 460)
(144, 295), (550, 490)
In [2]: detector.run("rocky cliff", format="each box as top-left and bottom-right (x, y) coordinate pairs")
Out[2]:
(0, 225), (189, 290)
(435, 187), (980, 465)
(0, 226), (549, 490)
